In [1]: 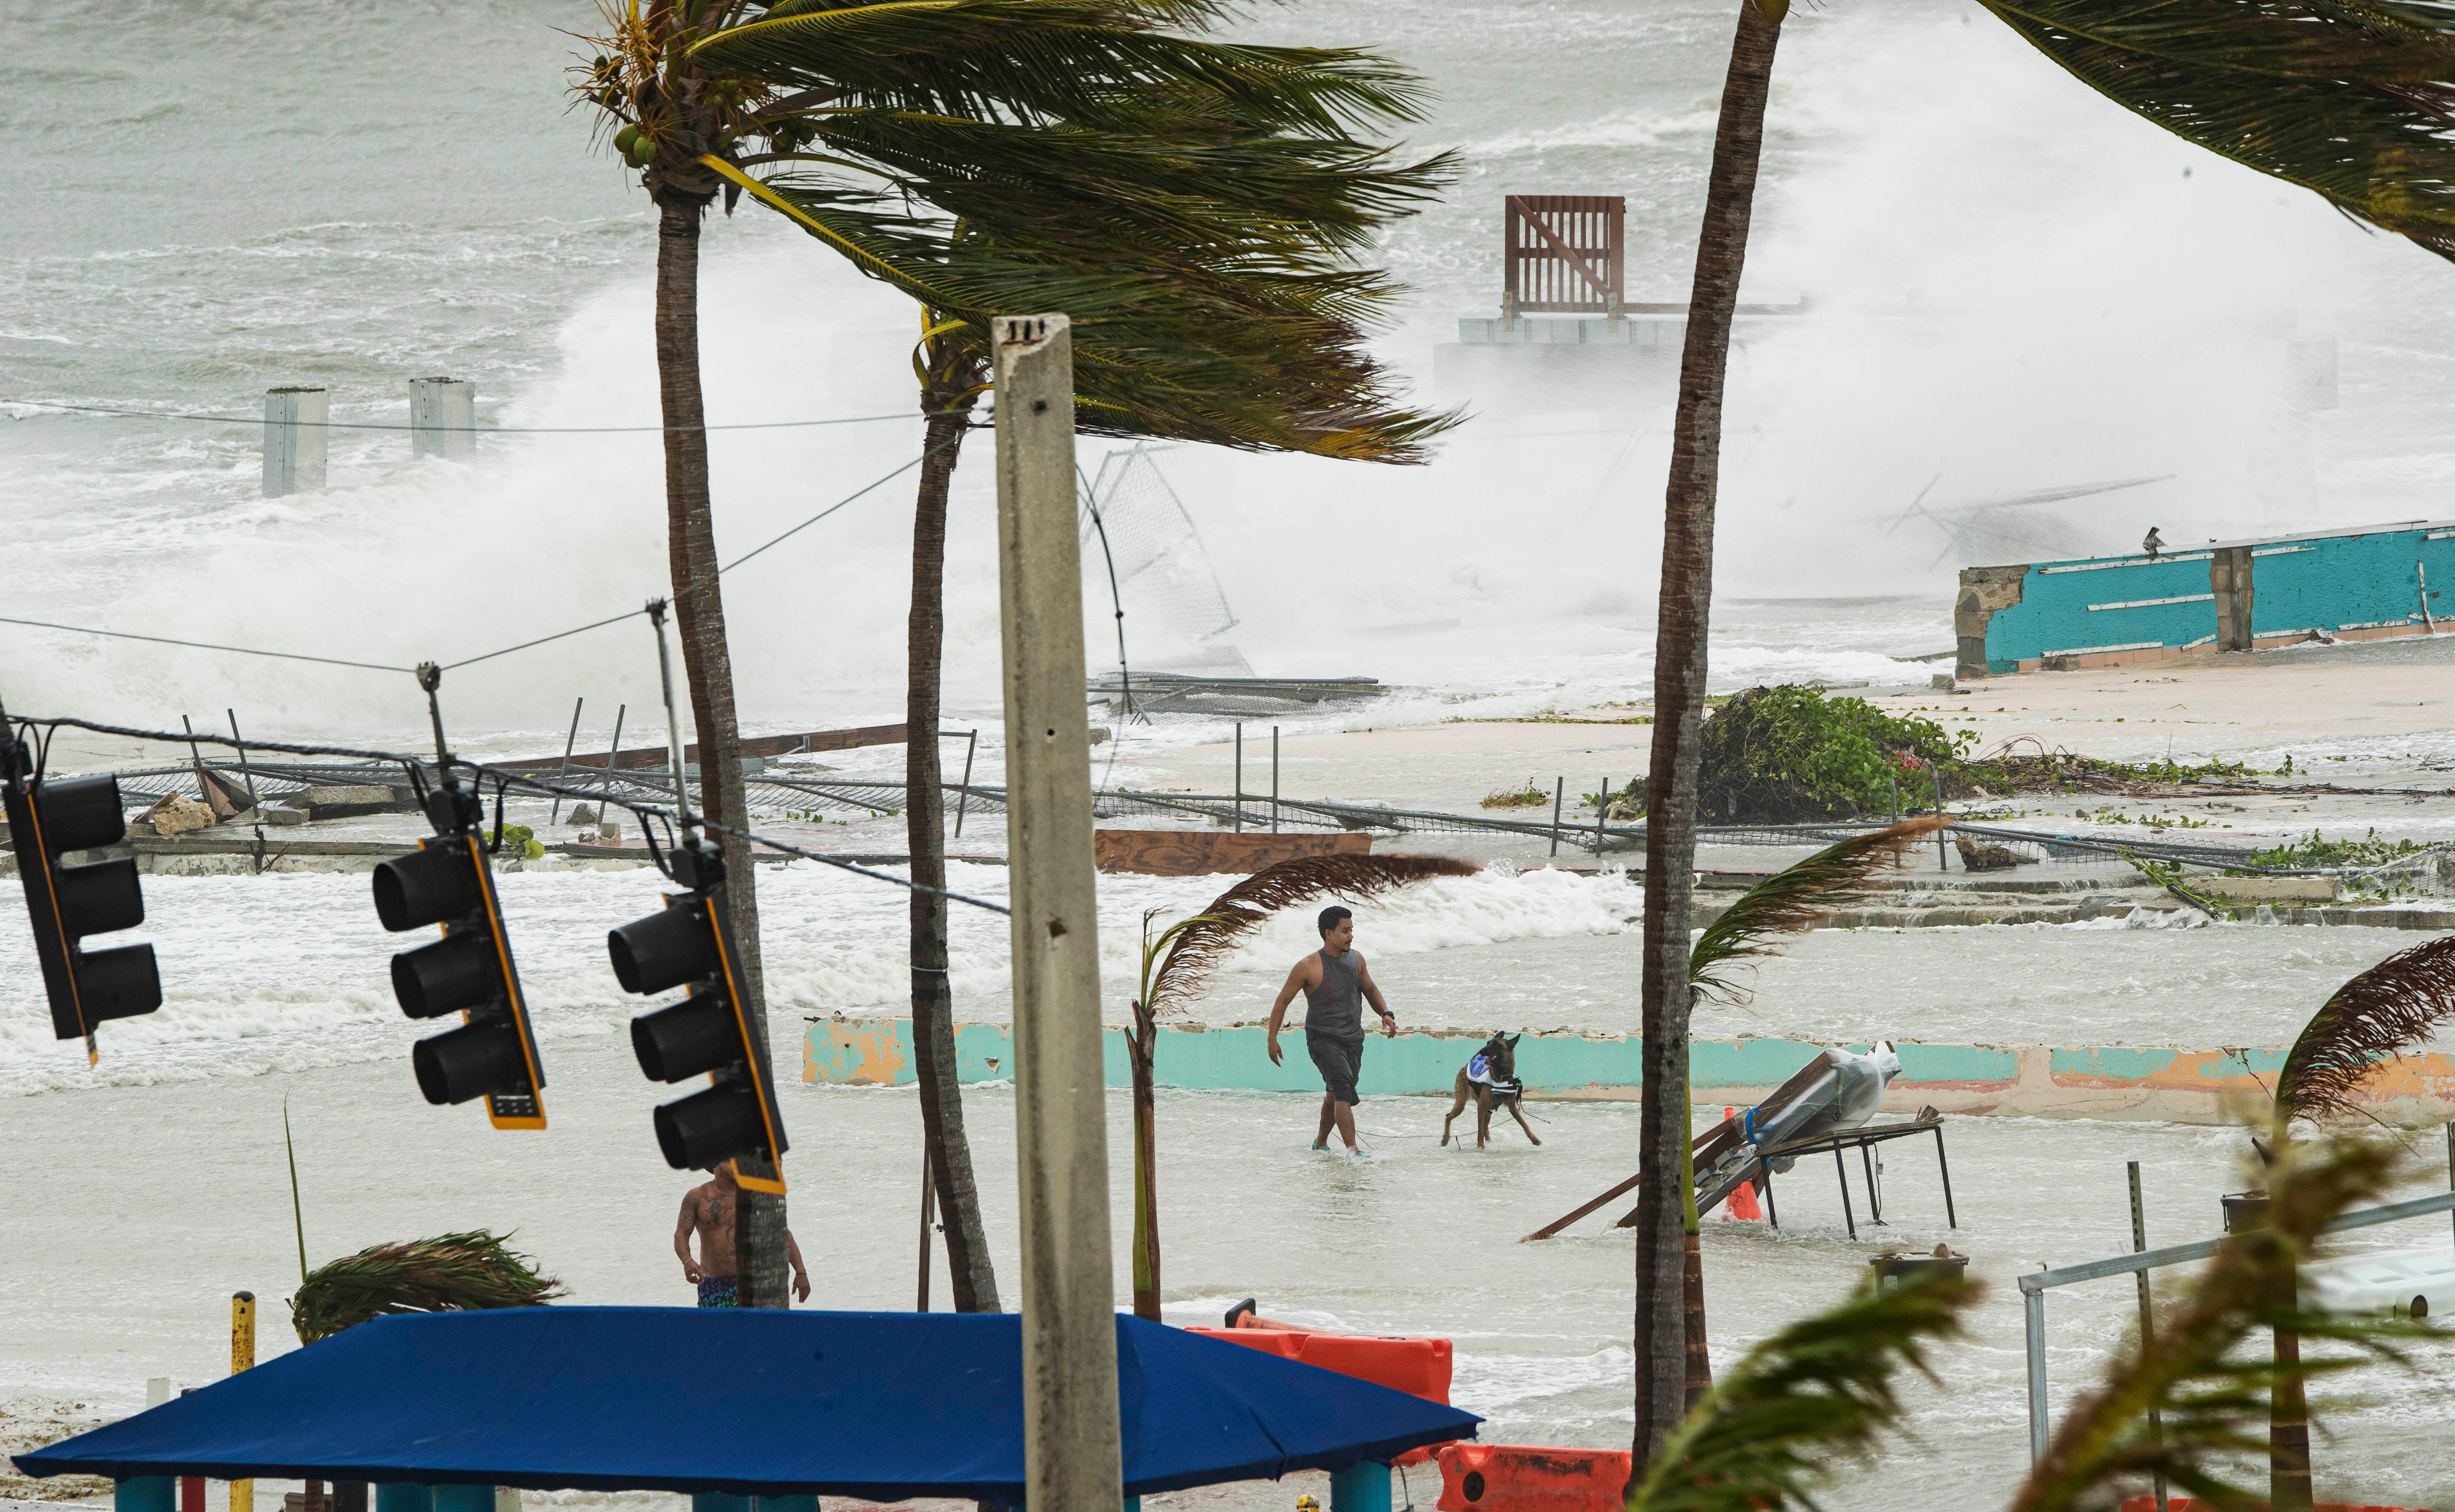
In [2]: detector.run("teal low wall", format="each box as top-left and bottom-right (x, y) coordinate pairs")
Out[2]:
(802, 1018), (2455, 1125)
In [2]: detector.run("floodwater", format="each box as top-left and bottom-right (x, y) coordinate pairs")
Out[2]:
(13, 1041), (2455, 1512)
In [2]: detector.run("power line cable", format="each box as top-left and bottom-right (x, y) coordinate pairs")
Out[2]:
(13, 713), (1012, 915)
(0, 615), (414, 673)
(1, 397), (952, 434)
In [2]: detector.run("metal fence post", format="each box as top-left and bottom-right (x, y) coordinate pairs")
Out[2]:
(410, 377), (476, 461)
(2025, 1286), (2049, 1463)
(263, 386), (328, 497)
(1932, 761), (1949, 869)
(993, 312), (1124, 1512)
(550, 697), (583, 824)
(1550, 777), (1564, 858)
(1232, 723), (1243, 832)
(954, 728), (979, 839)
(1271, 725), (1280, 834)
(1593, 778), (1610, 854)
(2130, 1161), (2168, 1512)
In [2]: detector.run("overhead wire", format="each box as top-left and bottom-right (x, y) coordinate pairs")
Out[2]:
(0, 397), (959, 434)
(12, 714), (1012, 915)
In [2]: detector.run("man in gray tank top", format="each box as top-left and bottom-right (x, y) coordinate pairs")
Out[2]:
(1265, 905), (1399, 1155)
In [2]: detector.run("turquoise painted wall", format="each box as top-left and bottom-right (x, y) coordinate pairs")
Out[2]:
(2250, 526), (2455, 638)
(1983, 551), (2220, 671)
(806, 1020), (2018, 1097)
(1978, 521), (2455, 670)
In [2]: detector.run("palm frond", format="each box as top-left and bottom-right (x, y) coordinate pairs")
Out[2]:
(1979, 0), (2455, 261)
(290, 1231), (567, 1345)
(2274, 932), (2455, 1124)
(694, 0), (1436, 135)
(1631, 1266), (1981, 1512)
(2009, 1133), (2424, 1512)
(1688, 817), (1948, 1004)
(1141, 854), (1479, 1017)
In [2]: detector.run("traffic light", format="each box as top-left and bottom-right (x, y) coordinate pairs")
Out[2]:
(373, 779), (546, 1128)
(1, 732), (160, 1049)
(612, 835), (787, 1193)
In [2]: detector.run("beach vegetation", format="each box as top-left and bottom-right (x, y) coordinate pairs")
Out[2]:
(1481, 781), (1551, 809)
(2244, 828), (2435, 872)
(291, 1232), (566, 1345)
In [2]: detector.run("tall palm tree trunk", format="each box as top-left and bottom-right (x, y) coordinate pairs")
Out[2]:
(1631, 0), (1782, 1467)
(907, 401), (1001, 1313)
(1127, 1002), (1160, 1320)
(652, 185), (787, 1308)
(1682, 1068), (1710, 1411)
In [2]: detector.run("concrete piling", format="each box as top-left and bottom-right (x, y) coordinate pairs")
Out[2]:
(409, 378), (475, 461)
(262, 387), (328, 497)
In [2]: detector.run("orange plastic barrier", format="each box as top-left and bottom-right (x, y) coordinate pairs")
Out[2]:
(1430, 1443), (1631, 1512)
(1183, 1328), (1453, 1404)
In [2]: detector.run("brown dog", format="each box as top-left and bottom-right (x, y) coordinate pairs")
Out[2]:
(1441, 1033), (1541, 1148)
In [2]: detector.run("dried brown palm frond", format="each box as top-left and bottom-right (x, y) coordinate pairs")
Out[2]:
(2007, 1133), (2424, 1512)
(291, 1231), (566, 1345)
(1139, 853), (1480, 1018)
(2274, 932), (2455, 1126)
(1688, 818), (1947, 1005)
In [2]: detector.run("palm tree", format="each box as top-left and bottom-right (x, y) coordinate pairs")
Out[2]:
(1126, 854), (1476, 1319)
(578, 0), (1451, 1312)
(1632, 0), (2455, 1460)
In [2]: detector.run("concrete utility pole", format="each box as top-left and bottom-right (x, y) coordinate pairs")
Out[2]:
(995, 313), (1124, 1512)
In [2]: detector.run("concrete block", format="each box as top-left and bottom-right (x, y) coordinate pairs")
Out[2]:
(301, 784), (411, 819)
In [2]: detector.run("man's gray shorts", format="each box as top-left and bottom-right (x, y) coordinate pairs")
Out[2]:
(1307, 1033), (1364, 1106)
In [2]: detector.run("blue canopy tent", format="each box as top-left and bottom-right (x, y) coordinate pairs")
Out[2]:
(14, 1308), (1477, 1511)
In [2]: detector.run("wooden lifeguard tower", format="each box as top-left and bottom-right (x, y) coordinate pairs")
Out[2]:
(1500, 195), (1626, 323)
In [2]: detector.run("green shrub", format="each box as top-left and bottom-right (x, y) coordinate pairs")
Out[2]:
(1698, 685), (1954, 823)
(1482, 781), (1551, 810)
(493, 823), (545, 860)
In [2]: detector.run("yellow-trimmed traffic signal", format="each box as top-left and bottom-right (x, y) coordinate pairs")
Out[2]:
(373, 780), (546, 1128)
(612, 836), (786, 1193)
(2, 733), (159, 1048)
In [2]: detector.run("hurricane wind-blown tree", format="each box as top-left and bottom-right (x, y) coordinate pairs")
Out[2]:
(1128, 854), (1476, 1318)
(291, 1232), (565, 1345)
(577, 0), (1452, 1313)
(1633, 0), (2455, 1462)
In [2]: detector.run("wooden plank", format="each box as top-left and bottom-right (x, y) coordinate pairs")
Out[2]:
(1092, 829), (1369, 876)
(495, 723), (911, 771)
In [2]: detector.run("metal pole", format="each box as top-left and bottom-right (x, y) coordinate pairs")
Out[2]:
(2025, 1289), (2050, 1463)
(1861, 1142), (1883, 1224)
(992, 312), (1124, 1512)
(550, 697), (583, 825)
(2130, 1161), (2168, 1512)
(1834, 1145), (1856, 1240)
(1271, 725), (1280, 834)
(917, 1150), (938, 1312)
(1233, 723), (1244, 833)
(1550, 777), (1564, 858)
(228, 1292), (255, 1512)
(1935, 1124), (1957, 1229)
(224, 710), (261, 813)
(179, 715), (217, 812)
(1933, 760), (1949, 869)
(1760, 1159), (1778, 1229)
(1594, 778), (1610, 855)
(646, 601), (694, 828)
(1889, 769), (1899, 825)
(954, 728), (979, 839)
(602, 703), (627, 816)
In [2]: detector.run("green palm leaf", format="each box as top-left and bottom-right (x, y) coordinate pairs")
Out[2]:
(1688, 818), (1947, 1004)
(1630, 1266), (1981, 1512)
(1981, 0), (2455, 259)
(2274, 932), (2455, 1125)
(2007, 1133), (2424, 1512)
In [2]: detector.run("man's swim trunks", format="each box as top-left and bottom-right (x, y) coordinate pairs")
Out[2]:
(697, 1276), (741, 1308)
(1307, 1033), (1363, 1106)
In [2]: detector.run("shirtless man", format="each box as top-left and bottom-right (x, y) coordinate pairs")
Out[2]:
(675, 1159), (812, 1306)
(1265, 905), (1398, 1155)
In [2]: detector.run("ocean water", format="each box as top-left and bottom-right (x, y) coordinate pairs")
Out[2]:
(12, 0), (2455, 742)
